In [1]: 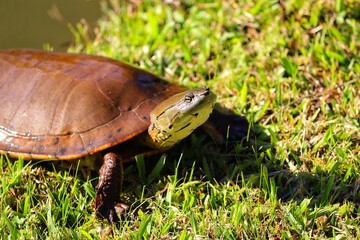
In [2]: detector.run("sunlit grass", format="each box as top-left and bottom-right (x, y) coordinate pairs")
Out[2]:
(1, 0), (359, 238)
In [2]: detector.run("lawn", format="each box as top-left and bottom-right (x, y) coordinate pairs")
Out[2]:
(1, 0), (359, 239)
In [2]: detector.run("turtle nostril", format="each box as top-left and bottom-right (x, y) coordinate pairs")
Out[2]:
(203, 86), (210, 95)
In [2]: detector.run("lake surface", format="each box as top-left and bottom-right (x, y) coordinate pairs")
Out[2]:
(0, 0), (103, 51)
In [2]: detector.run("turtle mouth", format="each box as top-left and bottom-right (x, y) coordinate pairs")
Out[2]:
(175, 122), (191, 133)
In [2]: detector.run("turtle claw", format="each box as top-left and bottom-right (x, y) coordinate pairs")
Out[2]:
(96, 201), (129, 224)
(114, 202), (130, 216)
(96, 203), (121, 223)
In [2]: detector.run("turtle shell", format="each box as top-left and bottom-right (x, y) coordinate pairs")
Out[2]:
(0, 49), (186, 160)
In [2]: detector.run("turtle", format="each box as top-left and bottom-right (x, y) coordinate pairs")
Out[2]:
(0, 49), (248, 222)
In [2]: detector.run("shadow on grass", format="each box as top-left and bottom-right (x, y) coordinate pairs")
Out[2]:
(133, 118), (360, 211)
(197, 121), (360, 208)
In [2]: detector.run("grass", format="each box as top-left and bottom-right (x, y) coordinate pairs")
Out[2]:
(1, 0), (359, 239)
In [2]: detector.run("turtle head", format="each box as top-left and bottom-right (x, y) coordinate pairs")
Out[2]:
(148, 86), (217, 149)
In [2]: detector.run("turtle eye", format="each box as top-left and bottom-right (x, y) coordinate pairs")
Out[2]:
(184, 93), (194, 103)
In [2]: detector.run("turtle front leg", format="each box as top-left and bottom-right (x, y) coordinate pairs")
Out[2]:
(95, 152), (129, 223)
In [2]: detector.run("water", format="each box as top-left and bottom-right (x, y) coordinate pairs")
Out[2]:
(0, 0), (103, 51)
